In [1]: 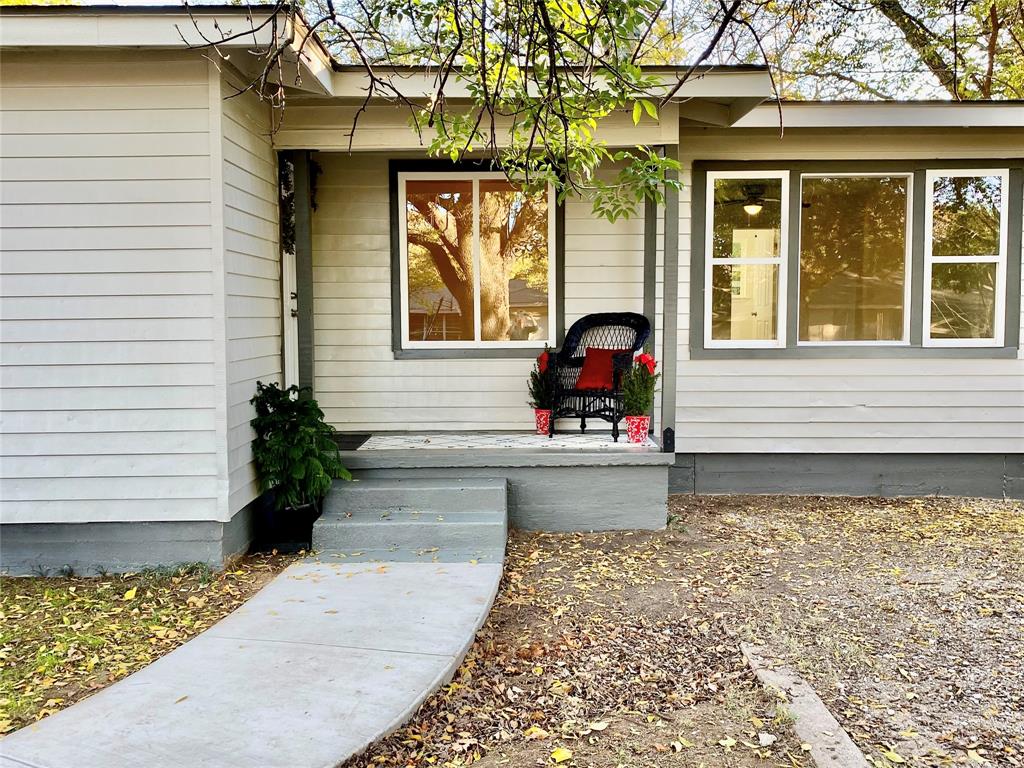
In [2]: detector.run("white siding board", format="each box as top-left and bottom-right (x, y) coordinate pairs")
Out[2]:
(0, 363), (215, 389)
(0, 180), (211, 205)
(676, 128), (1024, 453)
(0, 156), (211, 181)
(0, 50), (220, 525)
(0, 202), (212, 228)
(0, 318), (213, 342)
(0, 109), (211, 135)
(2, 132), (210, 159)
(4, 500), (220, 525)
(219, 71), (282, 517)
(1, 430), (217, 457)
(1, 295), (214, 320)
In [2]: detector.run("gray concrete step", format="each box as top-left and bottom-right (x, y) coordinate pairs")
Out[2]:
(315, 517), (506, 552)
(324, 476), (507, 516)
(315, 476), (508, 556)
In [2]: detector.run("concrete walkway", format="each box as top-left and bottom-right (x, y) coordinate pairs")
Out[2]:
(1, 557), (503, 768)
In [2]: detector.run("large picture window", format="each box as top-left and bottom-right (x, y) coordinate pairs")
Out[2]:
(704, 171), (788, 348)
(695, 163), (1019, 356)
(798, 174), (912, 344)
(398, 171), (556, 349)
(924, 170), (1008, 347)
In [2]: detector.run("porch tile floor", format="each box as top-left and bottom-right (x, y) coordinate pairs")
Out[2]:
(358, 431), (660, 451)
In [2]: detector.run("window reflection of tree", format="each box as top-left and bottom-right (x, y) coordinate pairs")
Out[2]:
(930, 176), (1001, 339)
(405, 179), (549, 343)
(799, 177), (907, 342)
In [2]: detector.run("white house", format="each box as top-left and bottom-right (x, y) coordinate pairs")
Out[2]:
(1, 5), (1021, 574)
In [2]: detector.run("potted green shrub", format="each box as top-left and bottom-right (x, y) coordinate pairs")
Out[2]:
(621, 351), (660, 444)
(528, 348), (555, 434)
(249, 381), (351, 552)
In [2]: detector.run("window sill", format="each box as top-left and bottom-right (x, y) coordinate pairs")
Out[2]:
(392, 347), (546, 360)
(689, 345), (1020, 360)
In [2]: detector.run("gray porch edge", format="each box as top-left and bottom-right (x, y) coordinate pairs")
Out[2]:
(340, 448), (673, 531)
(670, 453), (1024, 499)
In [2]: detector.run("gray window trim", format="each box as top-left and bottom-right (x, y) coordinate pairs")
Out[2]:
(690, 159), (1023, 359)
(388, 159), (565, 360)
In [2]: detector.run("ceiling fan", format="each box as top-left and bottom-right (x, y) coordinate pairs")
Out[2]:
(716, 183), (781, 216)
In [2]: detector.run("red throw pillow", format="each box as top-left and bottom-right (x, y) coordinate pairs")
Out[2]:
(576, 347), (630, 390)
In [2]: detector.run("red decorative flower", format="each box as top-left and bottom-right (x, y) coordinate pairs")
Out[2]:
(637, 353), (657, 375)
(537, 351), (549, 374)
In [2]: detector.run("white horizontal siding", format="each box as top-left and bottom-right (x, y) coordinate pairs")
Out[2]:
(0, 50), (220, 524)
(676, 128), (1024, 453)
(311, 153), (645, 431)
(219, 73), (281, 514)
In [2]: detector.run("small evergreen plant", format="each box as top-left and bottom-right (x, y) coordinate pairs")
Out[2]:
(250, 382), (351, 510)
(527, 348), (555, 409)
(621, 351), (660, 416)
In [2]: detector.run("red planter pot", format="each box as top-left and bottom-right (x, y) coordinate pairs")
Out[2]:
(534, 408), (552, 435)
(624, 415), (650, 444)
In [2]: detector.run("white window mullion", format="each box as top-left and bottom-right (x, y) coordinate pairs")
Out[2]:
(471, 177), (482, 343)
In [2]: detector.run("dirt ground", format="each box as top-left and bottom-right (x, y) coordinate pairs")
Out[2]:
(348, 522), (809, 768)
(0, 553), (294, 734)
(4, 496), (1019, 767)
(669, 495), (1024, 768)
(350, 495), (1023, 768)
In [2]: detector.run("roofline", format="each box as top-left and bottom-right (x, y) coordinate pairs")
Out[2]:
(329, 62), (770, 74)
(727, 100), (1024, 128)
(777, 98), (1024, 106)
(0, 4), (285, 13)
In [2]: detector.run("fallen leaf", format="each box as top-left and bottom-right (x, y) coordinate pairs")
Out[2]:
(882, 748), (907, 764)
(550, 746), (573, 763)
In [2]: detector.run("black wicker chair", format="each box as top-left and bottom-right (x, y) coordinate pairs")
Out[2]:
(547, 312), (651, 442)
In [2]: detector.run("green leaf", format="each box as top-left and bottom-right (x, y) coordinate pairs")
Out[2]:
(631, 101), (642, 125)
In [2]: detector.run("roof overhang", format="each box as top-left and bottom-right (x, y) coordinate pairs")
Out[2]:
(0, 5), (334, 96)
(0, 5), (773, 128)
(731, 100), (1024, 129)
(325, 66), (772, 127)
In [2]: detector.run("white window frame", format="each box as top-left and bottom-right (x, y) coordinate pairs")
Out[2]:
(796, 172), (914, 347)
(704, 170), (789, 349)
(923, 169), (1009, 348)
(398, 171), (557, 349)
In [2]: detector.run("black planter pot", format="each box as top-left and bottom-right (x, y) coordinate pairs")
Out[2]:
(251, 494), (323, 554)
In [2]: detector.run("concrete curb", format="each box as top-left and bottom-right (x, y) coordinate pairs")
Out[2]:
(741, 643), (870, 768)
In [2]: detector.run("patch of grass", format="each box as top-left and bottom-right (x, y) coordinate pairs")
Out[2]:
(0, 554), (293, 733)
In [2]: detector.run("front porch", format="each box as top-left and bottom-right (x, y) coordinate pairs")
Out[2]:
(335, 431), (673, 531)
